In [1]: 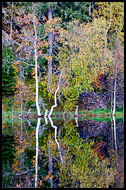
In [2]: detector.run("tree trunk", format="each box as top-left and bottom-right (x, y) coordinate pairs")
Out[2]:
(10, 2), (13, 46)
(89, 2), (91, 16)
(110, 79), (113, 114)
(113, 76), (117, 116)
(104, 2), (112, 51)
(47, 139), (53, 188)
(12, 104), (13, 128)
(47, 6), (53, 92)
(48, 117), (63, 164)
(35, 118), (41, 188)
(33, 17), (41, 116)
(48, 70), (63, 117)
(112, 45), (119, 116)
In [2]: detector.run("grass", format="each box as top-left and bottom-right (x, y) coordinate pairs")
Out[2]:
(2, 108), (124, 119)
(84, 108), (124, 117)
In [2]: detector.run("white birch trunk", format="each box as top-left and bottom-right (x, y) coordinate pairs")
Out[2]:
(112, 46), (118, 116)
(48, 70), (63, 117)
(33, 17), (41, 116)
(112, 77), (116, 116)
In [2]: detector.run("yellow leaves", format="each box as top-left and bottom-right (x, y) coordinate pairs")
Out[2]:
(12, 64), (18, 74)
(31, 68), (35, 77)
(37, 40), (48, 52)
(16, 44), (23, 52)
(16, 183), (21, 188)
(33, 15), (36, 20)
(31, 155), (36, 167)
(24, 33), (27, 37)
(16, 79), (24, 88)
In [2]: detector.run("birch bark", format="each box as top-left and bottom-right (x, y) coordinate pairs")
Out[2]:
(33, 16), (41, 116)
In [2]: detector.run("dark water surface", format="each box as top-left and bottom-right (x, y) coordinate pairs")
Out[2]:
(2, 116), (124, 188)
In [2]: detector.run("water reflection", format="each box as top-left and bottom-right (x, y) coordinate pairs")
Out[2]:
(48, 116), (63, 165)
(2, 116), (124, 188)
(35, 118), (40, 188)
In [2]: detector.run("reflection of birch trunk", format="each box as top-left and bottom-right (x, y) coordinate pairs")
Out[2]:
(35, 118), (41, 188)
(113, 115), (117, 152)
(48, 117), (63, 164)
(75, 116), (78, 127)
(47, 139), (53, 188)
(112, 115), (118, 169)
(44, 109), (48, 118)
(33, 16), (41, 116)
(111, 117), (113, 148)
(58, 126), (61, 138)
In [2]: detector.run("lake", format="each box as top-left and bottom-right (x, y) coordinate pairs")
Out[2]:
(2, 116), (124, 188)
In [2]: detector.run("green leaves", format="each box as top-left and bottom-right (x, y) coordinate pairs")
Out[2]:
(57, 18), (113, 111)
(2, 45), (16, 97)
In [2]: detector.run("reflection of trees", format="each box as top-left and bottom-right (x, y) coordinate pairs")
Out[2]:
(11, 118), (36, 188)
(3, 117), (123, 188)
(112, 116), (124, 188)
(58, 121), (115, 188)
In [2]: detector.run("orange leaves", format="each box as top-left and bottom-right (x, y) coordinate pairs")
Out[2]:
(12, 64), (18, 75)
(37, 40), (48, 53)
(43, 171), (53, 181)
(42, 15), (47, 22)
(45, 17), (62, 36)
(2, 104), (6, 110)
(12, 158), (20, 172)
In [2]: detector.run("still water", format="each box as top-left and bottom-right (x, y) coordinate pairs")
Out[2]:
(2, 116), (124, 188)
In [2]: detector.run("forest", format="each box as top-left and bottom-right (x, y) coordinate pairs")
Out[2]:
(2, 2), (124, 188)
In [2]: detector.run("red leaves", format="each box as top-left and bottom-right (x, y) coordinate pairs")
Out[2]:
(94, 141), (105, 160)
(94, 70), (104, 89)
